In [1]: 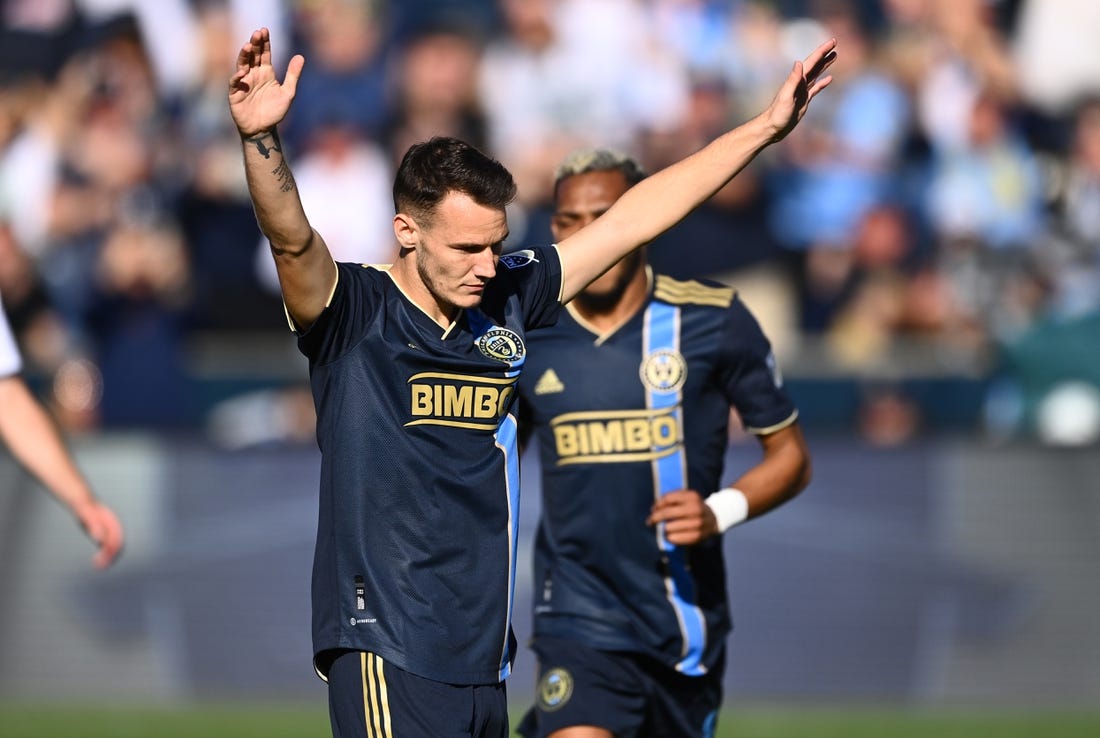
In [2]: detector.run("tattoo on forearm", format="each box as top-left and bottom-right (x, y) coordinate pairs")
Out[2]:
(245, 131), (296, 192)
(245, 131), (282, 159)
(272, 159), (295, 193)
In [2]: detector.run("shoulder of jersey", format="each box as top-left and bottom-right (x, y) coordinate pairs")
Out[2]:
(653, 273), (735, 308)
(499, 249), (540, 270)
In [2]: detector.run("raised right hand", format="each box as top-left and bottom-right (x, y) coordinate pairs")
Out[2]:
(228, 27), (305, 137)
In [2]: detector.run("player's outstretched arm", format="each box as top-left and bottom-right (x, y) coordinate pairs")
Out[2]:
(556, 38), (837, 303)
(229, 27), (336, 329)
(648, 423), (811, 546)
(0, 376), (124, 568)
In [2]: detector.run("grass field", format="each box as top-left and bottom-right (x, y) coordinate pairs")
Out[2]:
(2, 702), (1100, 738)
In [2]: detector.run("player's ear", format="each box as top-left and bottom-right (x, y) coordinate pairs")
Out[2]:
(393, 213), (419, 250)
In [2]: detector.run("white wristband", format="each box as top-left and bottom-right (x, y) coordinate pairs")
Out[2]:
(705, 488), (750, 533)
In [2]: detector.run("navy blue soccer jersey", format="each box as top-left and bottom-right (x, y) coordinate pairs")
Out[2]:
(517, 271), (796, 676)
(297, 246), (562, 686)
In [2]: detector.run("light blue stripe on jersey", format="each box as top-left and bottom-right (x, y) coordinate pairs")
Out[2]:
(468, 307), (523, 680)
(495, 411), (519, 681)
(644, 301), (707, 676)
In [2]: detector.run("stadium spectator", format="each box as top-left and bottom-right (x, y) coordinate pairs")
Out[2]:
(767, 4), (911, 251)
(902, 0), (1018, 155)
(515, 147), (811, 738)
(279, 0), (390, 150)
(84, 212), (195, 428)
(478, 0), (688, 210)
(1006, 0), (1100, 119)
(175, 0), (280, 332)
(228, 25), (835, 737)
(1039, 95), (1100, 319)
(925, 89), (1045, 251)
(380, 23), (489, 167)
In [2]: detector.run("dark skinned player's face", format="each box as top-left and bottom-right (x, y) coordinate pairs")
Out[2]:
(551, 169), (642, 302)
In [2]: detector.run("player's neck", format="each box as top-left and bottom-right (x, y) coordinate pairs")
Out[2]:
(388, 261), (459, 330)
(572, 265), (650, 333)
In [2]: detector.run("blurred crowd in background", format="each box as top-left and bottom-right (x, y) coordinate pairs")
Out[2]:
(1, 0), (1099, 446)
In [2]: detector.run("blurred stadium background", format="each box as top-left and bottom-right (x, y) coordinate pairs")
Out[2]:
(2, 0), (1099, 735)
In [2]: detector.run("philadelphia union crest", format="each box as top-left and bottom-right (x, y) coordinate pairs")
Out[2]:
(477, 327), (526, 364)
(640, 349), (687, 393)
(537, 667), (573, 712)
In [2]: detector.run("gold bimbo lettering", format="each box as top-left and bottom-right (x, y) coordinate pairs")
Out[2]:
(550, 408), (682, 464)
(406, 372), (517, 430)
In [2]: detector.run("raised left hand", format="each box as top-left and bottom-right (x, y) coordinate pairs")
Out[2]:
(762, 37), (838, 143)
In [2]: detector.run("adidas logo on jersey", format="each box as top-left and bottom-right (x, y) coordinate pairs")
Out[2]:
(534, 369), (565, 395)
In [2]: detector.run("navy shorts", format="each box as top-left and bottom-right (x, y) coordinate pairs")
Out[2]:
(326, 650), (508, 738)
(516, 636), (723, 738)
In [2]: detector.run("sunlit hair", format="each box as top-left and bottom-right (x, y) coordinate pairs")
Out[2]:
(553, 148), (648, 197)
(393, 136), (516, 224)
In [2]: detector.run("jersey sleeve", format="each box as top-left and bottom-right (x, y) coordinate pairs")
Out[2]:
(0, 303), (23, 378)
(295, 262), (378, 365)
(498, 245), (563, 330)
(716, 295), (797, 434)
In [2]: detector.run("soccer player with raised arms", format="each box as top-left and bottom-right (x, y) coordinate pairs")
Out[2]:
(516, 149), (812, 738)
(228, 26), (835, 738)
